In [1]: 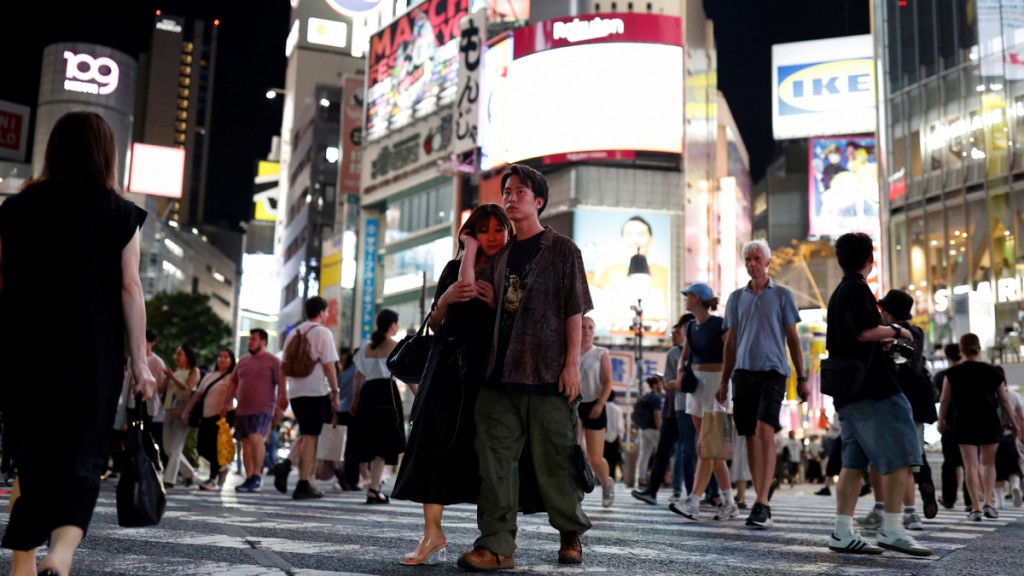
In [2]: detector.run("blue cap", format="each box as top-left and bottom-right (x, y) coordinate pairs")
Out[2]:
(681, 282), (714, 301)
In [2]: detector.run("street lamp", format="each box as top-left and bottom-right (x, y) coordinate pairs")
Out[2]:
(265, 87), (286, 100)
(626, 250), (651, 447)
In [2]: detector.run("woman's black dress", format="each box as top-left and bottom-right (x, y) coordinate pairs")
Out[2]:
(946, 361), (1004, 446)
(0, 181), (146, 550)
(392, 260), (491, 504)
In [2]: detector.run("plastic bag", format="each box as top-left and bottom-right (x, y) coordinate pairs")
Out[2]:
(216, 417), (234, 467)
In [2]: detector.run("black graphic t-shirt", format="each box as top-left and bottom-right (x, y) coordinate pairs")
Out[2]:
(490, 232), (543, 387)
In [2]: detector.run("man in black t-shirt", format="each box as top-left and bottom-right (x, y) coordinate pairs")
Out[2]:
(823, 232), (931, 557)
(458, 164), (593, 571)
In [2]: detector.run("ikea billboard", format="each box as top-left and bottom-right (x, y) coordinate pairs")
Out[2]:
(772, 35), (876, 140)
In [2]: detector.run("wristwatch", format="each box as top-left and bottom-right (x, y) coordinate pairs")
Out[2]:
(797, 376), (807, 382)
(890, 324), (902, 338)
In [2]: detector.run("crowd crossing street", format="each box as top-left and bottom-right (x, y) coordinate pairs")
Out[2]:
(2, 472), (1022, 575)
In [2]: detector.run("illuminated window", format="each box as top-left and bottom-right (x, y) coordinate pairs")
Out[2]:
(179, 76), (191, 86)
(178, 87), (190, 98)
(183, 41), (194, 53)
(180, 65), (191, 75)
(176, 110), (188, 121)
(181, 54), (193, 65)
(176, 121), (187, 132)
(178, 98), (189, 109)
(175, 133), (186, 143)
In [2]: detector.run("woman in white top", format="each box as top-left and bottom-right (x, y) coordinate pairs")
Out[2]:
(351, 309), (405, 504)
(579, 316), (614, 507)
(161, 344), (200, 487)
(181, 347), (236, 490)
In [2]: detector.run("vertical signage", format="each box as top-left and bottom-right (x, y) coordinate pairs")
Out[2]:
(0, 100), (30, 162)
(454, 10), (486, 155)
(339, 75), (365, 195)
(360, 218), (380, 343)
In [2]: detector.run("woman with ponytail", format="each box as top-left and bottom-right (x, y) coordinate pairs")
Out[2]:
(350, 308), (405, 504)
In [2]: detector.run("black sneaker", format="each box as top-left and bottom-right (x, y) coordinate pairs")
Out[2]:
(815, 487), (831, 496)
(293, 480), (324, 500)
(273, 460), (292, 494)
(745, 503), (773, 529)
(920, 479), (938, 519)
(631, 490), (657, 505)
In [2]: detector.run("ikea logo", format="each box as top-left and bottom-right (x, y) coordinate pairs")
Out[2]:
(777, 58), (875, 116)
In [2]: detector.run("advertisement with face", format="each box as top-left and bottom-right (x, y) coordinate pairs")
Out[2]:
(808, 135), (879, 238)
(575, 209), (671, 338)
(365, 0), (469, 141)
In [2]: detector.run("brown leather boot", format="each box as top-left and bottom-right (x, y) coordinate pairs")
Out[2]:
(456, 546), (514, 571)
(557, 531), (582, 564)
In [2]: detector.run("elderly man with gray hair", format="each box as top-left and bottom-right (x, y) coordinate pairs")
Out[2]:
(717, 239), (807, 529)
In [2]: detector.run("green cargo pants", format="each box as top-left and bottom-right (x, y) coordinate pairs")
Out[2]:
(473, 387), (592, 556)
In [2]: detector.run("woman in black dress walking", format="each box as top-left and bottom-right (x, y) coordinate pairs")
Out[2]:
(939, 333), (1022, 521)
(392, 203), (511, 566)
(0, 111), (156, 576)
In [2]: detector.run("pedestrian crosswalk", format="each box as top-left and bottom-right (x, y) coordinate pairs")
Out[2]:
(2, 478), (1022, 575)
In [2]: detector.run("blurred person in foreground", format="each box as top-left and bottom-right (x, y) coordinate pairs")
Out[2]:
(0, 111), (156, 576)
(824, 232), (930, 556)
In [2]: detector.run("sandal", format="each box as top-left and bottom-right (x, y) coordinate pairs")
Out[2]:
(366, 487), (390, 504)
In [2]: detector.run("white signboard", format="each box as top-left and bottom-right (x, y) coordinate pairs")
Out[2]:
(771, 34), (875, 140)
(454, 10), (487, 156)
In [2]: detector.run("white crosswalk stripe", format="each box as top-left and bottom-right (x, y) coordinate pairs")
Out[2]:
(3, 479), (1022, 575)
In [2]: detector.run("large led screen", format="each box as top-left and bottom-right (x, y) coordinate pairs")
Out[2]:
(128, 143), (185, 198)
(808, 135), (879, 238)
(575, 209), (671, 338)
(505, 43), (682, 163)
(364, 0), (470, 141)
(478, 37), (512, 171)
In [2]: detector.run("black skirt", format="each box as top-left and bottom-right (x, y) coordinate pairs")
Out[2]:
(349, 378), (406, 465)
(392, 344), (480, 505)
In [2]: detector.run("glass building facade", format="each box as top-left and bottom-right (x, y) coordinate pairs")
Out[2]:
(878, 1), (1024, 351)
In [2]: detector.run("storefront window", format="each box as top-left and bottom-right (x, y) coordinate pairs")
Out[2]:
(909, 212), (927, 291)
(924, 208), (946, 315)
(943, 71), (964, 171)
(909, 88), (923, 178)
(990, 193), (1015, 286)
(892, 97), (907, 179)
(890, 214), (908, 290)
(947, 196), (969, 287)
(381, 236), (453, 296)
(384, 181), (454, 244)
(925, 80), (942, 172)
(967, 196), (992, 285)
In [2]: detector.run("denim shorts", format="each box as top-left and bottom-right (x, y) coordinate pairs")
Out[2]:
(838, 393), (922, 475)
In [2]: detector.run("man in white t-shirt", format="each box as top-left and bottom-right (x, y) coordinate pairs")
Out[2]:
(279, 296), (340, 499)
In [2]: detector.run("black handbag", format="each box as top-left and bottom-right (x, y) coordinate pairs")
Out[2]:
(117, 396), (167, 527)
(387, 311), (433, 383)
(680, 323), (699, 393)
(820, 355), (870, 402)
(569, 399), (596, 493)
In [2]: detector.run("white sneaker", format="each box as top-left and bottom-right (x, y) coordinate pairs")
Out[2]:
(828, 530), (883, 555)
(602, 481), (615, 508)
(1012, 485), (1022, 508)
(669, 497), (700, 520)
(854, 508), (883, 531)
(714, 500), (740, 520)
(903, 511), (923, 531)
(876, 530), (933, 557)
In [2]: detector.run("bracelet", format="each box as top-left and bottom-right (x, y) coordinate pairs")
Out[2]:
(797, 376), (807, 382)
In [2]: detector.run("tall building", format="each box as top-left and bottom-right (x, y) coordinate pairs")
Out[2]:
(353, 0), (751, 389)
(875, 1), (1024, 352)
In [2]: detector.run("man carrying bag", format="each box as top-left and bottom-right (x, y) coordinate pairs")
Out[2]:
(821, 232), (930, 557)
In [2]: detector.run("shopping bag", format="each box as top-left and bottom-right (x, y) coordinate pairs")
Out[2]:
(315, 414), (345, 462)
(117, 397), (167, 527)
(698, 410), (734, 461)
(216, 417), (234, 467)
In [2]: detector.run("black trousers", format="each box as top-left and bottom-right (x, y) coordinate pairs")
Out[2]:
(941, 430), (971, 507)
(604, 439), (622, 481)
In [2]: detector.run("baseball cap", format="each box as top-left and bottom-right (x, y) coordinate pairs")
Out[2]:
(681, 282), (714, 301)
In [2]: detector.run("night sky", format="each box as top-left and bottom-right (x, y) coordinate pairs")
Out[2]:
(1, 0), (870, 228)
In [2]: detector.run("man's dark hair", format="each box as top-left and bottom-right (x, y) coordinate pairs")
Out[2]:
(943, 342), (962, 362)
(304, 296), (329, 319)
(500, 164), (549, 216)
(145, 328), (157, 343)
(834, 232), (873, 273)
(250, 328), (269, 343)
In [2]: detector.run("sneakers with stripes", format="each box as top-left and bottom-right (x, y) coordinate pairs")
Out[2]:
(668, 497), (700, 520)
(828, 530), (883, 555)
(903, 511), (923, 531)
(744, 502), (772, 528)
(714, 499), (740, 520)
(876, 530), (933, 557)
(854, 507), (883, 531)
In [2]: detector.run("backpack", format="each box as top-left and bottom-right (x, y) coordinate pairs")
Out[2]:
(631, 393), (655, 429)
(894, 323), (938, 424)
(282, 325), (320, 378)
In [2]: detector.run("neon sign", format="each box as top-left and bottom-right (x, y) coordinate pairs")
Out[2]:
(63, 51), (119, 96)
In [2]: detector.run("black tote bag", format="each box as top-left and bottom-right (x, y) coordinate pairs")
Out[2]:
(117, 396), (167, 527)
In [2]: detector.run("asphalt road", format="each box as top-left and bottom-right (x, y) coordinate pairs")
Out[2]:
(2, 471), (1022, 575)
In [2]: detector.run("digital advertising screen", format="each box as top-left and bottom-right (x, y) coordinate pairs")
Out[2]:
(808, 135), (879, 238)
(364, 0), (470, 141)
(499, 13), (683, 165)
(575, 209), (672, 338)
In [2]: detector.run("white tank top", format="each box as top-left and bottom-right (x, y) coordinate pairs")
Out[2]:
(579, 345), (608, 402)
(354, 345), (392, 381)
